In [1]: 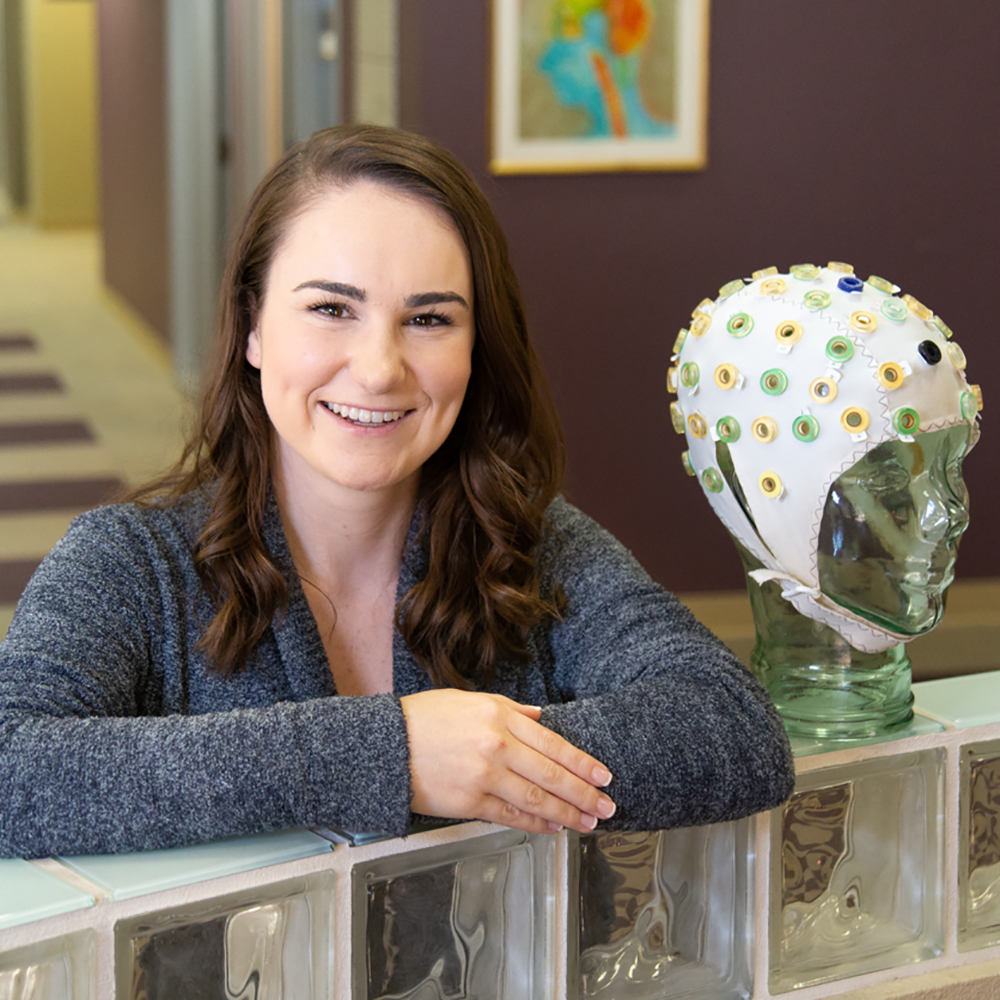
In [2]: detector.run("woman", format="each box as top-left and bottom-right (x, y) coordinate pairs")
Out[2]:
(0, 126), (793, 858)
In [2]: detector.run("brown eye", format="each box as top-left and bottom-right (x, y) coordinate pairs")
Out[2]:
(408, 311), (452, 328)
(312, 301), (349, 319)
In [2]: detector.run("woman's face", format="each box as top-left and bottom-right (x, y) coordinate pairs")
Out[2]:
(246, 181), (474, 502)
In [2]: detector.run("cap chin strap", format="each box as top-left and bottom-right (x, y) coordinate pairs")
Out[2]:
(747, 568), (912, 655)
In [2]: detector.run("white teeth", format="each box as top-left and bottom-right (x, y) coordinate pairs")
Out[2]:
(325, 402), (406, 424)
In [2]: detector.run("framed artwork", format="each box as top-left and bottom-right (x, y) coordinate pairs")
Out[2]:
(490, 0), (710, 174)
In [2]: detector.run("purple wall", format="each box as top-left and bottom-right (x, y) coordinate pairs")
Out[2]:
(401, 0), (1000, 592)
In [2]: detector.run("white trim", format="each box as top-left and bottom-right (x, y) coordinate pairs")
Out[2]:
(166, 0), (221, 390)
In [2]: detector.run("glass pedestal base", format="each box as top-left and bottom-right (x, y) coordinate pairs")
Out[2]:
(753, 648), (914, 740)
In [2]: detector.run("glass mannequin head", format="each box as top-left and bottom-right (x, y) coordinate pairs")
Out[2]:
(818, 424), (973, 636)
(669, 263), (981, 653)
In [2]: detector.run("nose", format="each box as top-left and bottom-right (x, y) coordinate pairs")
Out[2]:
(917, 480), (969, 547)
(348, 321), (406, 395)
(916, 490), (951, 545)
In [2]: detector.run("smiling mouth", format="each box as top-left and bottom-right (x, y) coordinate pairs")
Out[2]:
(321, 401), (411, 425)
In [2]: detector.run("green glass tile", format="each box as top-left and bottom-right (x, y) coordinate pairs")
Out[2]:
(789, 711), (945, 758)
(0, 860), (95, 930)
(913, 671), (1000, 729)
(58, 829), (332, 901)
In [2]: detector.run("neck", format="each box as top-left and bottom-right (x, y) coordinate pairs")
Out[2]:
(273, 460), (418, 594)
(735, 542), (913, 740)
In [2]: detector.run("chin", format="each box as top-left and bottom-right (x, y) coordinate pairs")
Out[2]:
(323, 464), (419, 496)
(881, 588), (948, 637)
(827, 585), (947, 638)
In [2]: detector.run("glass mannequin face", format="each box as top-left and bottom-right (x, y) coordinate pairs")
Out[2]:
(817, 425), (974, 636)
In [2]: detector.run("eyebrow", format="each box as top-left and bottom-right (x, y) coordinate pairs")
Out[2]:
(292, 280), (467, 310)
(405, 291), (469, 309)
(293, 280), (366, 300)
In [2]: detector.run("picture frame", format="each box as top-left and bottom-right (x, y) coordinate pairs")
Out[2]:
(490, 0), (710, 174)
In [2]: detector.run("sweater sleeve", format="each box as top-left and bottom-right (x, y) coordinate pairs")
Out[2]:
(537, 498), (794, 831)
(0, 509), (413, 858)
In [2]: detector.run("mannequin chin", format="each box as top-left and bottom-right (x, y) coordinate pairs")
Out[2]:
(817, 424), (973, 636)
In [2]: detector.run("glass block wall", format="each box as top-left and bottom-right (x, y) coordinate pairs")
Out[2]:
(352, 829), (553, 999)
(0, 931), (93, 1000)
(4, 682), (1000, 999)
(570, 822), (751, 999)
(960, 738), (1000, 951)
(770, 751), (945, 993)
(114, 872), (334, 999)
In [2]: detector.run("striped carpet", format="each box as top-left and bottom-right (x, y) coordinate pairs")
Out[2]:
(0, 224), (189, 641)
(0, 330), (126, 618)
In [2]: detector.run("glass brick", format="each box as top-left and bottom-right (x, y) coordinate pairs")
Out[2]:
(353, 829), (553, 999)
(770, 750), (944, 993)
(114, 872), (334, 999)
(959, 739), (1000, 951)
(570, 821), (752, 999)
(0, 930), (94, 1000)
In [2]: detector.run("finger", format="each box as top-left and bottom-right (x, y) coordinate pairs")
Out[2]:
(507, 713), (614, 788)
(476, 794), (556, 835)
(505, 742), (616, 824)
(490, 767), (606, 834)
(478, 789), (598, 836)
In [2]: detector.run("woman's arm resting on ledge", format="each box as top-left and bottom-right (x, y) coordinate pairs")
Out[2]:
(536, 499), (795, 831)
(0, 510), (414, 858)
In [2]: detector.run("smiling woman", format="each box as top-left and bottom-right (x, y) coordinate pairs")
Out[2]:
(0, 126), (794, 857)
(247, 183), (475, 504)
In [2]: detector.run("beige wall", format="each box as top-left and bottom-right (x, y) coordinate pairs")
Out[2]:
(353, 0), (397, 126)
(24, 0), (98, 227)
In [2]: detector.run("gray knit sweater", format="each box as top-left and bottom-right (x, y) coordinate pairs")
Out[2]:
(0, 492), (793, 858)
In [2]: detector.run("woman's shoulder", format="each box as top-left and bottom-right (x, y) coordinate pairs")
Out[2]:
(543, 495), (614, 541)
(51, 488), (213, 565)
(541, 495), (653, 586)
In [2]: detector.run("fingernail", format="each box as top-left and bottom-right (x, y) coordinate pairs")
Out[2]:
(548, 822), (564, 832)
(582, 814), (598, 830)
(597, 797), (616, 819)
(592, 766), (613, 786)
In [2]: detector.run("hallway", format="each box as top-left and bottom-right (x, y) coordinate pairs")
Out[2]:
(0, 222), (189, 639)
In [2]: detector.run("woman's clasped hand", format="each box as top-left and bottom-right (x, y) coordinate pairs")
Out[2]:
(401, 690), (615, 835)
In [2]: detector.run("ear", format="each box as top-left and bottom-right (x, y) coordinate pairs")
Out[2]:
(246, 326), (262, 369)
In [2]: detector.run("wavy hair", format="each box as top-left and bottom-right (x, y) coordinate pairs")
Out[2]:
(135, 125), (565, 687)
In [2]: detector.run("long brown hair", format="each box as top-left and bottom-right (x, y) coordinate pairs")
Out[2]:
(137, 125), (565, 687)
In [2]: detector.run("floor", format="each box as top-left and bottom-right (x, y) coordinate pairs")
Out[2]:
(0, 221), (190, 639)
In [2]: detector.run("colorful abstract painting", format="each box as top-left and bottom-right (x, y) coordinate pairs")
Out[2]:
(491, 0), (709, 173)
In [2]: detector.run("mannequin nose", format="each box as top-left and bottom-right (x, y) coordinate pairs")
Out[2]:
(917, 493), (950, 543)
(918, 487), (969, 546)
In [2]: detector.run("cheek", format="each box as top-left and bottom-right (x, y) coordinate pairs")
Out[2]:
(431, 342), (474, 408)
(447, 358), (473, 405)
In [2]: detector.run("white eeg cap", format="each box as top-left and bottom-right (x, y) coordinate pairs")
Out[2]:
(669, 264), (981, 653)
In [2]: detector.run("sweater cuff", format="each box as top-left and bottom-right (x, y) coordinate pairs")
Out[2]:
(297, 693), (413, 838)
